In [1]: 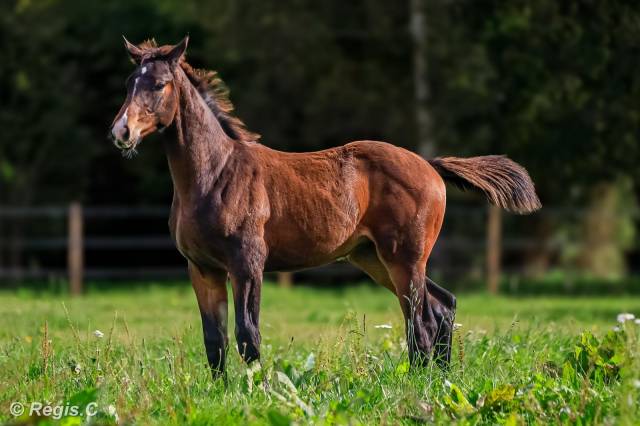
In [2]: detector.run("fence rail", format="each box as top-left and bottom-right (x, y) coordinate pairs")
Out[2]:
(0, 203), (614, 293)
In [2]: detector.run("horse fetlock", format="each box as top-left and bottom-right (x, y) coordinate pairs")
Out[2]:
(409, 342), (434, 367)
(237, 340), (260, 363)
(236, 327), (261, 363)
(433, 305), (455, 369)
(206, 346), (226, 376)
(408, 324), (434, 360)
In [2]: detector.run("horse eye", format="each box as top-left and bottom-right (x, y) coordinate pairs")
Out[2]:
(153, 82), (166, 91)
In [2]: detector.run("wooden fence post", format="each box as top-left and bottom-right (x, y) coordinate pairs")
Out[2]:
(486, 204), (502, 294)
(277, 271), (293, 288)
(68, 202), (84, 295)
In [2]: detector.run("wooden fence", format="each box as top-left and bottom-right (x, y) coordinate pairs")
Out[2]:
(0, 203), (588, 294)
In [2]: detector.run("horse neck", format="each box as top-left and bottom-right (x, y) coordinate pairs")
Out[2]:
(165, 68), (235, 199)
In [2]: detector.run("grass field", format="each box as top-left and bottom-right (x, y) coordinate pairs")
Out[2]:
(1, 283), (640, 424)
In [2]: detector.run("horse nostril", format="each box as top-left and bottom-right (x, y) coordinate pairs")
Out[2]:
(122, 125), (130, 141)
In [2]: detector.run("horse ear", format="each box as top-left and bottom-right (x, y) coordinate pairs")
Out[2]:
(123, 36), (144, 64)
(165, 36), (189, 65)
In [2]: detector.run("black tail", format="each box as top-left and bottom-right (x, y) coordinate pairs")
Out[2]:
(429, 155), (541, 214)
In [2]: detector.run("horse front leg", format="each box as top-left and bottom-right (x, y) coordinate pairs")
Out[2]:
(425, 277), (456, 368)
(229, 247), (265, 364)
(189, 263), (229, 379)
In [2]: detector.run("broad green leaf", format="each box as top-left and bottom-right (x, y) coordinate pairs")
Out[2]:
(485, 384), (516, 408)
(267, 409), (292, 426)
(444, 382), (475, 418)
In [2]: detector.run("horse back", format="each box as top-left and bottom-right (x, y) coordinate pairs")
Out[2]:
(254, 141), (445, 270)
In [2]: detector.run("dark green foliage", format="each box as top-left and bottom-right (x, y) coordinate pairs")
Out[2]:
(427, 0), (640, 202)
(1, 0), (638, 207)
(569, 330), (626, 382)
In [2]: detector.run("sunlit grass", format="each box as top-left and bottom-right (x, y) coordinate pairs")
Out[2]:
(1, 283), (639, 424)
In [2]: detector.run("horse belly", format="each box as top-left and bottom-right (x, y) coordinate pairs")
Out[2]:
(263, 209), (363, 271)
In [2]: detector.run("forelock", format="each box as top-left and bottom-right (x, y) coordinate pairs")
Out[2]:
(132, 39), (180, 65)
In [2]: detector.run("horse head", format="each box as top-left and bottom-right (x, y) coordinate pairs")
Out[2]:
(110, 36), (188, 157)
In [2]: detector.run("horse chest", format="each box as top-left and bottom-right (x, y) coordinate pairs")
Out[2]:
(171, 205), (248, 270)
(171, 211), (225, 267)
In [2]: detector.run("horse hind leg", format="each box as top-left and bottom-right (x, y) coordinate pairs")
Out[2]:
(388, 262), (438, 366)
(348, 241), (455, 368)
(349, 242), (435, 366)
(347, 243), (396, 293)
(426, 277), (456, 368)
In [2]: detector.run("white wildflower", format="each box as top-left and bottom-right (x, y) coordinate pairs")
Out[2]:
(633, 379), (640, 389)
(107, 405), (119, 423)
(374, 324), (392, 329)
(617, 313), (635, 323)
(93, 330), (104, 338)
(613, 326), (621, 332)
(303, 353), (316, 371)
(560, 407), (571, 416)
(635, 319), (640, 325)
(453, 323), (463, 330)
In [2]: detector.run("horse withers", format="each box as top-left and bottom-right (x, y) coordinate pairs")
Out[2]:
(110, 36), (541, 378)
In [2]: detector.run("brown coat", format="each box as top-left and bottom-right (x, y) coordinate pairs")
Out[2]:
(111, 37), (540, 377)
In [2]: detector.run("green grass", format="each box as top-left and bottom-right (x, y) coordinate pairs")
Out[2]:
(1, 283), (640, 424)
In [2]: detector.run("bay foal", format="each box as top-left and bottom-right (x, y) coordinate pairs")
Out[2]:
(110, 37), (541, 378)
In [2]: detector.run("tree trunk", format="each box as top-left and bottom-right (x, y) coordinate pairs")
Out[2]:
(409, 0), (435, 159)
(577, 181), (635, 279)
